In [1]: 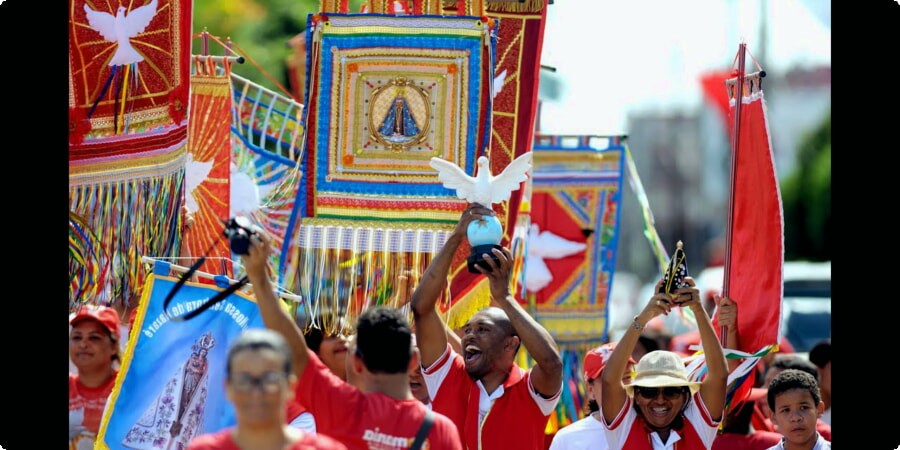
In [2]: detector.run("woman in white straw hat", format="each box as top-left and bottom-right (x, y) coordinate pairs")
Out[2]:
(599, 278), (728, 450)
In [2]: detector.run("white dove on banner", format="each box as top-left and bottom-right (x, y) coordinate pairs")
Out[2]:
(183, 154), (214, 214)
(429, 153), (532, 207)
(83, 0), (158, 66)
(493, 69), (507, 99)
(525, 224), (587, 293)
(230, 164), (276, 217)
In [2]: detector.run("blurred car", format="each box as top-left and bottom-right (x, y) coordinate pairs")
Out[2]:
(693, 261), (831, 353)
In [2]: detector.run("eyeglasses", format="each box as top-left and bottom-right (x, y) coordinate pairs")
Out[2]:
(229, 372), (287, 393)
(636, 386), (688, 400)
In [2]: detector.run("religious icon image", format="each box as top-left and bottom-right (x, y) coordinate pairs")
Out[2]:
(368, 77), (431, 152)
(122, 332), (215, 450)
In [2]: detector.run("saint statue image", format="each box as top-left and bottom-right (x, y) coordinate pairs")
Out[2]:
(378, 93), (420, 144)
(122, 332), (216, 450)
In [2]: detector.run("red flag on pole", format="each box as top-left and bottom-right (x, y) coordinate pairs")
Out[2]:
(718, 45), (784, 355)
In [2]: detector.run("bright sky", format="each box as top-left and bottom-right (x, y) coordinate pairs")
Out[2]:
(538, 0), (831, 135)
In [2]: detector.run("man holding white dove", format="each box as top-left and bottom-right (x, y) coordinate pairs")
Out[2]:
(411, 153), (563, 450)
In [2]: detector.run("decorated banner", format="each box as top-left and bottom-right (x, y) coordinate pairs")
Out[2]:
(302, 13), (496, 225)
(527, 135), (624, 343)
(445, 0), (549, 328)
(69, 0), (191, 307)
(295, 13), (502, 328)
(97, 263), (266, 450)
(181, 60), (235, 278)
(69, 0), (192, 142)
(69, 135), (186, 309)
(229, 123), (304, 291)
(230, 72), (305, 291)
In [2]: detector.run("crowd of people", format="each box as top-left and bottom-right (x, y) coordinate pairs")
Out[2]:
(69, 206), (831, 450)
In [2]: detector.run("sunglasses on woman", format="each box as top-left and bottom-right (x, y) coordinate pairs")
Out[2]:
(635, 386), (689, 400)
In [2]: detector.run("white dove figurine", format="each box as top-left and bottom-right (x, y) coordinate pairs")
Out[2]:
(525, 224), (587, 293)
(83, 0), (159, 66)
(429, 153), (532, 207)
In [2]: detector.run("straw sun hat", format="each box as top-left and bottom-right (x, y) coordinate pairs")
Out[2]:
(624, 350), (701, 398)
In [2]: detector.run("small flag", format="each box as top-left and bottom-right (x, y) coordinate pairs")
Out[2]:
(659, 240), (689, 299)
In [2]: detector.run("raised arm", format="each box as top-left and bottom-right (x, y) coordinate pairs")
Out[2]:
(676, 278), (728, 421)
(410, 204), (493, 367)
(716, 295), (740, 372)
(601, 281), (670, 423)
(478, 247), (562, 397)
(243, 233), (310, 378)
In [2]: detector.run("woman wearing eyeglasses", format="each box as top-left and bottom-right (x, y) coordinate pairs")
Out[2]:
(186, 329), (346, 450)
(599, 278), (728, 450)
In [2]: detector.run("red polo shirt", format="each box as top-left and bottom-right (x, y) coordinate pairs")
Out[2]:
(295, 351), (462, 450)
(422, 344), (560, 450)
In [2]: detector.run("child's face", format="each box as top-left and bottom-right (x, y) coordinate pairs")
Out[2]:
(771, 388), (824, 447)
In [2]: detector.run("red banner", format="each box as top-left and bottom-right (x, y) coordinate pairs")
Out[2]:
(181, 68), (234, 278)
(445, 0), (549, 327)
(718, 83), (784, 354)
(69, 0), (191, 145)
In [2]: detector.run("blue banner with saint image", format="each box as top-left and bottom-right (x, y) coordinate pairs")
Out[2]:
(97, 264), (267, 450)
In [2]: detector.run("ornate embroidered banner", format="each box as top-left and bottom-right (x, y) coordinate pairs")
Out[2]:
(528, 136), (624, 343)
(301, 13), (497, 225)
(444, 0), (549, 328)
(69, 0), (192, 142)
(181, 63), (234, 278)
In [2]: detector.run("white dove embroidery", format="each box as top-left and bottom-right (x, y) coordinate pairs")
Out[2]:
(83, 0), (159, 66)
(184, 153), (214, 214)
(229, 164), (277, 217)
(525, 224), (587, 293)
(492, 69), (507, 99)
(429, 152), (532, 207)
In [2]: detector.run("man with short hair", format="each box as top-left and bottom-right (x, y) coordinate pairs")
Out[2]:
(186, 329), (345, 449)
(411, 204), (563, 449)
(243, 233), (462, 450)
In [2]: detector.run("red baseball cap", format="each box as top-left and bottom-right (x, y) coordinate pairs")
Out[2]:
(70, 306), (121, 341)
(584, 342), (636, 381)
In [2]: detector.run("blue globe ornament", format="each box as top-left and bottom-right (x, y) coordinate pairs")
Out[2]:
(467, 214), (504, 273)
(467, 215), (503, 246)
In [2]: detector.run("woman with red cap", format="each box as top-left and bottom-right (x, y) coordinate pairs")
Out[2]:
(549, 342), (635, 450)
(69, 306), (121, 449)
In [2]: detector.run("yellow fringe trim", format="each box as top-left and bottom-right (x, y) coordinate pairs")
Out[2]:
(445, 277), (491, 329)
(486, 0), (544, 13)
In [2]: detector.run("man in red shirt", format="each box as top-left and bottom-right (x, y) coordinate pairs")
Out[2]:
(243, 232), (462, 450)
(411, 204), (564, 449)
(186, 329), (346, 450)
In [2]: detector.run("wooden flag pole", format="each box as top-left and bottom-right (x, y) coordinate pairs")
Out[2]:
(721, 42), (747, 346)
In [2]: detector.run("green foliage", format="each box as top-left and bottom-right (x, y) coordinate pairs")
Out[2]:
(782, 114), (830, 261)
(192, 0), (365, 95)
